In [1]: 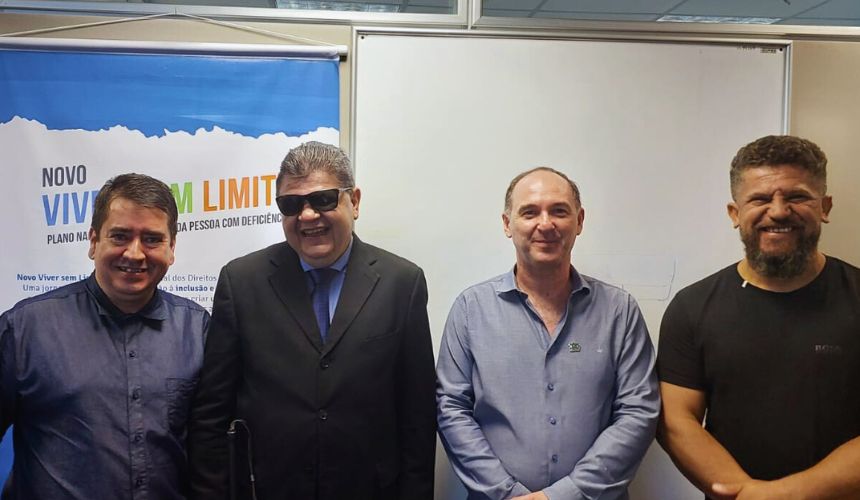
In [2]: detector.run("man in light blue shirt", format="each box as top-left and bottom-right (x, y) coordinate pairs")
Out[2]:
(437, 167), (659, 500)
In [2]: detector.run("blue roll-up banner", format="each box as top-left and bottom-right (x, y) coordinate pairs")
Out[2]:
(0, 41), (340, 485)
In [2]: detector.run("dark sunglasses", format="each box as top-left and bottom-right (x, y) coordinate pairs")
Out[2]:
(275, 188), (352, 216)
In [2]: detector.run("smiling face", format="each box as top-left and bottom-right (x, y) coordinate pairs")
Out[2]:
(280, 170), (360, 268)
(89, 197), (175, 313)
(503, 169), (584, 273)
(728, 164), (832, 278)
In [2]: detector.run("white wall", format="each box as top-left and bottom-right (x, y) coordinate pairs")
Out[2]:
(791, 41), (860, 266)
(353, 33), (788, 500)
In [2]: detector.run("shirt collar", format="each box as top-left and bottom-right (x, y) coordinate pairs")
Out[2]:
(85, 273), (167, 321)
(299, 237), (354, 273)
(496, 265), (590, 298)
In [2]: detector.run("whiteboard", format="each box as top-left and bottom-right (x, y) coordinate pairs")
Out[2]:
(353, 31), (788, 500)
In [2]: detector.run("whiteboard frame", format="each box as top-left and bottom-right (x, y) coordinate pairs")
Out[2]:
(349, 27), (792, 163)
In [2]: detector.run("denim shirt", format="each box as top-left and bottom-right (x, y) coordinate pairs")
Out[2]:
(0, 274), (209, 500)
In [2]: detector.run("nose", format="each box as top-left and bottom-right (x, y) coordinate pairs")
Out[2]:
(536, 211), (555, 230)
(768, 196), (792, 219)
(124, 238), (145, 260)
(298, 202), (321, 221)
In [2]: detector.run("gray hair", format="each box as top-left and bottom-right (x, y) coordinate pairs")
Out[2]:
(277, 141), (355, 191)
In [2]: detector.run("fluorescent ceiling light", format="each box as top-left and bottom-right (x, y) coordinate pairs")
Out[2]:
(657, 15), (779, 25)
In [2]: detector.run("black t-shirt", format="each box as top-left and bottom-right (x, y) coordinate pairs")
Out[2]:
(658, 256), (860, 480)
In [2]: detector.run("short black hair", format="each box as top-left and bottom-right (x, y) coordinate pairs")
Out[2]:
(91, 173), (178, 241)
(730, 135), (827, 199)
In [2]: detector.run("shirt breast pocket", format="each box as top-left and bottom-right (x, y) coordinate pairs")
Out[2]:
(165, 377), (196, 435)
(568, 345), (615, 393)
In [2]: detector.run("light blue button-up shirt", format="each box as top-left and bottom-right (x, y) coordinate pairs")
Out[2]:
(300, 239), (353, 321)
(436, 267), (659, 500)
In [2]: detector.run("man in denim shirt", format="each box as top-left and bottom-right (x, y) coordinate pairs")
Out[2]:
(0, 173), (208, 499)
(437, 167), (659, 500)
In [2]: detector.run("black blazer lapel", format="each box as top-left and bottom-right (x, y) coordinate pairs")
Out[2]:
(267, 243), (324, 353)
(324, 237), (379, 354)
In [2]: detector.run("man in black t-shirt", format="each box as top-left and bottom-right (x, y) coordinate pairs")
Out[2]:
(657, 135), (860, 500)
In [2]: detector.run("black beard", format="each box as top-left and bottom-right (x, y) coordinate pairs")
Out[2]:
(740, 227), (820, 279)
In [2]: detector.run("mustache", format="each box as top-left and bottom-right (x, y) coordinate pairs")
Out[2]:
(740, 225), (820, 279)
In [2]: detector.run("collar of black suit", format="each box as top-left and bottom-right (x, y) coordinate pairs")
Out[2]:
(267, 234), (380, 354)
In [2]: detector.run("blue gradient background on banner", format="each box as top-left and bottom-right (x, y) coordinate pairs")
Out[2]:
(0, 50), (339, 137)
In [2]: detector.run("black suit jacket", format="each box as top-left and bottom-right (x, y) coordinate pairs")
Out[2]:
(188, 237), (436, 500)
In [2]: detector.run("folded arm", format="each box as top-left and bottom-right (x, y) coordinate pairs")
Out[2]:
(712, 436), (860, 500)
(657, 382), (751, 499)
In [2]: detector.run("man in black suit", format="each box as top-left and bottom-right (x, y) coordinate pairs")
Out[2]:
(188, 141), (436, 500)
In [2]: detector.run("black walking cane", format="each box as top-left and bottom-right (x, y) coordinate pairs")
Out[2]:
(228, 419), (259, 500)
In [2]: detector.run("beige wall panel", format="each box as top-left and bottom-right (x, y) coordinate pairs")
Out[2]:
(0, 12), (352, 151)
(791, 41), (860, 265)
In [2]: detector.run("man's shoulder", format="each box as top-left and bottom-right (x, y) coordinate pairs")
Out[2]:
(457, 272), (509, 299)
(4, 279), (89, 317)
(671, 263), (739, 305)
(579, 273), (636, 303)
(825, 255), (860, 278)
(222, 242), (288, 273)
(818, 256), (860, 300)
(158, 289), (210, 316)
(355, 239), (422, 275)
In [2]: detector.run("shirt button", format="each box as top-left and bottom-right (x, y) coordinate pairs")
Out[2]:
(133, 433), (142, 443)
(131, 389), (141, 400)
(128, 350), (137, 358)
(134, 478), (144, 487)
(549, 417), (557, 425)
(319, 409), (328, 420)
(551, 454), (559, 463)
(547, 383), (555, 391)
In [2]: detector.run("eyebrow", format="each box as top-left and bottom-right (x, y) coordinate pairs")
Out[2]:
(107, 227), (168, 237)
(746, 186), (815, 198)
(517, 202), (573, 212)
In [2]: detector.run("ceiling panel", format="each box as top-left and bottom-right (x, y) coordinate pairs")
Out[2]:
(483, 8), (532, 16)
(780, 16), (860, 25)
(408, 0), (453, 6)
(403, 5), (449, 12)
(798, 0), (860, 18)
(671, 0), (825, 18)
(533, 11), (660, 20)
(483, 0), (542, 9)
(20, 0), (860, 26)
(540, 0), (679, 14)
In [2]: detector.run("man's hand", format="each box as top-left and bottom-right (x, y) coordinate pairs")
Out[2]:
(711, 480), (795, 500)
(510, 492), (549, 500)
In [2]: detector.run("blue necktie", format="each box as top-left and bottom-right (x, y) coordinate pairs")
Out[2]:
(309, 268), (337, 343)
